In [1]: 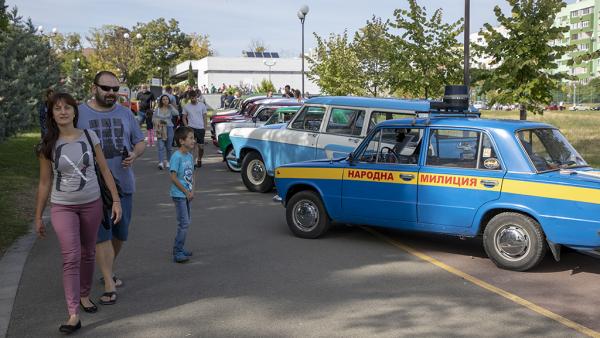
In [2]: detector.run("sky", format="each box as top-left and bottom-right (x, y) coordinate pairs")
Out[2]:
(7, 0), (547, 58)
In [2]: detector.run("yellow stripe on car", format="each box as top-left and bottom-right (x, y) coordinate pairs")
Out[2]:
(503, 179), (600, 205)
(276, 166), (600, 205)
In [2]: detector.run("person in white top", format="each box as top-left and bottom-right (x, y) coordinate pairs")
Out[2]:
(182, 91), (208, 167)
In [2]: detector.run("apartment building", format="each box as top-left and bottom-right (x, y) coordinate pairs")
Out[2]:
(554, 0), (599, 83)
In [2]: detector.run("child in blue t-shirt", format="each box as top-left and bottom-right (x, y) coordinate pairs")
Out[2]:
(169, 126), (196, 263)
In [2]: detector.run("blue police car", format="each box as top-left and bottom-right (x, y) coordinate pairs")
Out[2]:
(273, 91), (600, 271)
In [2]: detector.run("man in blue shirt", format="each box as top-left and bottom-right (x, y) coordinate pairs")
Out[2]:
(77, 70), (145, 305)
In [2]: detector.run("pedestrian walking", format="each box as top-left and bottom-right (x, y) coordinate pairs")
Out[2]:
(38, 88), (54, 138)
(77, 71), (146, 307)
(169, 126), (196, 263)
(182, 91), (208, 168)
(34, 92), (122, 334)
(154, 94), (179, 170)
(145, 110), (155, 147)
(136, 84), (155, 127)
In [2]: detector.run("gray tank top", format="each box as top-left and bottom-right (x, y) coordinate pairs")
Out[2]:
(50, 130), (101, 205)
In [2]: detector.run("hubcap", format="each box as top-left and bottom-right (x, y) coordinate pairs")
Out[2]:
(292, 200), (319, 232)
(247, 159), (265, 185)
(494, 225), (531, 261)
(226, 149), (240, 171)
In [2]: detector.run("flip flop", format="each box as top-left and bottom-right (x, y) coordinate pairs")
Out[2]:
(98, 291), (117, 305)
(99, 275), (123, 287)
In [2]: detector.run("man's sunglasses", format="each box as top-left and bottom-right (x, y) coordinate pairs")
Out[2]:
(94, 83), (120, 92)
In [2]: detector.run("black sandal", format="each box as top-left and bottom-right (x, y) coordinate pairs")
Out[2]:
(98, 291), (117, 305)
(59, 320), (81, 334)
(80, 299), (98, 313)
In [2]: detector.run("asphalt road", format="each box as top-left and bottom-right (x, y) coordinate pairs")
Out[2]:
(7, 142), (599, 337)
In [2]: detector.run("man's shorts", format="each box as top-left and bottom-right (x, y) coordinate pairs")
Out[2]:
(97, 193), (133, 243)
(192, 128), (205, 145)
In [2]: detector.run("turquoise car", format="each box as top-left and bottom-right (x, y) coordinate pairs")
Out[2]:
(219, 106), (299, 171)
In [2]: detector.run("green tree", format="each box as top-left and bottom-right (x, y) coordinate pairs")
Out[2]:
(473, 0), (572, 120)
(187, 62), (195, 87)
(257, 79), (275, 93)
(133, 18), (191, 85)
(87, 25), (144, 89)
(353, 16), (391, 97)
(177, 33), (213, 62)
(0, 0), (8, 31)
(307, 31), (363, 96)
(0, 3), (60, 140)
(47, 32), (92, 100)
(387, 0), (464, 98)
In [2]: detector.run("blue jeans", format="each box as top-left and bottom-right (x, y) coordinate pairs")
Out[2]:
(172, 197), (191, 256)
(158, 126), (174, 163)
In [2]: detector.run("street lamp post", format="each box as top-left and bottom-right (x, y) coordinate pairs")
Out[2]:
(297, 5), (309, 97)
(464, 0), (470, 88)
(263, 59), (277, 83)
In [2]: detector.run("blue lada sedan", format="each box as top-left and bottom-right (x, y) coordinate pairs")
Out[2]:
(274, 117), (600, 271)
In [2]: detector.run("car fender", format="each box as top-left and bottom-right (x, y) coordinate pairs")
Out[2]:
(280, 180), (330, 208)
(472, 201), (545, 236)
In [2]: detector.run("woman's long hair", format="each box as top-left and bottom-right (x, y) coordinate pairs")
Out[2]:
(37, 93), (79, 161)
(158, 94), (171, 108)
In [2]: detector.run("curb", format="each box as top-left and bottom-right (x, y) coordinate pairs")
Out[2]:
(0, 227), (36, 338)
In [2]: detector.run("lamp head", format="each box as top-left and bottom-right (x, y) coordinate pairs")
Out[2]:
(299, 5), (309, 15)
(123, 33), (130, 39)
(297, 11), (304, 20)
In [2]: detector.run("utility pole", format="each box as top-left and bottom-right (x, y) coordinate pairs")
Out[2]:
(464, 0), (470, 88)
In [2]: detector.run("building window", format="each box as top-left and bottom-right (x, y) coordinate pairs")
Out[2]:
(571, 10), (579, 17)
(582, 7), (591, 15)
(583, 21), (590, 28)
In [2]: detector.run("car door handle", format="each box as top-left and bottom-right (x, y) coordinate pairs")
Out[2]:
(480, 179), (499, 187)
(348, 138), (360, 144)
(309, 133), (318, 137)
(400, 174), (414, 181)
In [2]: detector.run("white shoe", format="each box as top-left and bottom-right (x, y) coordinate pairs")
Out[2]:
(166, 161), (170, 169)
(158, 162), (164, 170)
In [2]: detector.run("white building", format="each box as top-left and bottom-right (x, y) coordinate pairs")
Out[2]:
(171, 56), (320, 94)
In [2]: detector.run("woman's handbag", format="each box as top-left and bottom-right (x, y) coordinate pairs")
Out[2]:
(83, 129), (123, 229)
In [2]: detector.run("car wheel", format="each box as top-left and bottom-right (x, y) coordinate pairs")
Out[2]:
(483, 212), (547, 271)
(286, 191), (331, 239)
(225, 146), (241, 172)
(241, 151), (273, 192)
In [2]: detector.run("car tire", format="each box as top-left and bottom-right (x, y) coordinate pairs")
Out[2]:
(286, 191), (331, 239)
(241, 151), (273, 192)
(483, 212), (547, 271)
(225, 146), (241, 172)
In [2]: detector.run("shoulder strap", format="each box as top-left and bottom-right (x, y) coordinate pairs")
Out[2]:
(83, 129), (97, 159)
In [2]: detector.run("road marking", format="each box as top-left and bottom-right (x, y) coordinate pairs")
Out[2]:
(363, 227), (600, 338)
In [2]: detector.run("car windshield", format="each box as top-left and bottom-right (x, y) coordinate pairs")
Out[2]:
(516, 128), (587, 172)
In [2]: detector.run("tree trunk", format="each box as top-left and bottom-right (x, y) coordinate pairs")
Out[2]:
(519, 104), (527, 120)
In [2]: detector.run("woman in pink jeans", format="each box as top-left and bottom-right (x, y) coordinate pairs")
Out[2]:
(34, 93), (122, 334)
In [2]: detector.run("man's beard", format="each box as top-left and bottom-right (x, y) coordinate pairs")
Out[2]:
(95, 91), (116, 108)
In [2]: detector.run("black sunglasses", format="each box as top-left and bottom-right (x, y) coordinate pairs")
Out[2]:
(94, 82), (120, 92)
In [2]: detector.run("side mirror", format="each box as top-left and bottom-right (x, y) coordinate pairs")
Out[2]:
(348, 152), (354, 163)
(252, 116), (257, 123)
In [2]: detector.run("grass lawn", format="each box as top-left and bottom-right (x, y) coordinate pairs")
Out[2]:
(481, 110), (600, 168)
(0, 132), (40, 254)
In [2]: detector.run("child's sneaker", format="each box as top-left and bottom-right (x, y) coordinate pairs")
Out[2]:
(173, 254), (189, 263)
(158, 162), (164, 170)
